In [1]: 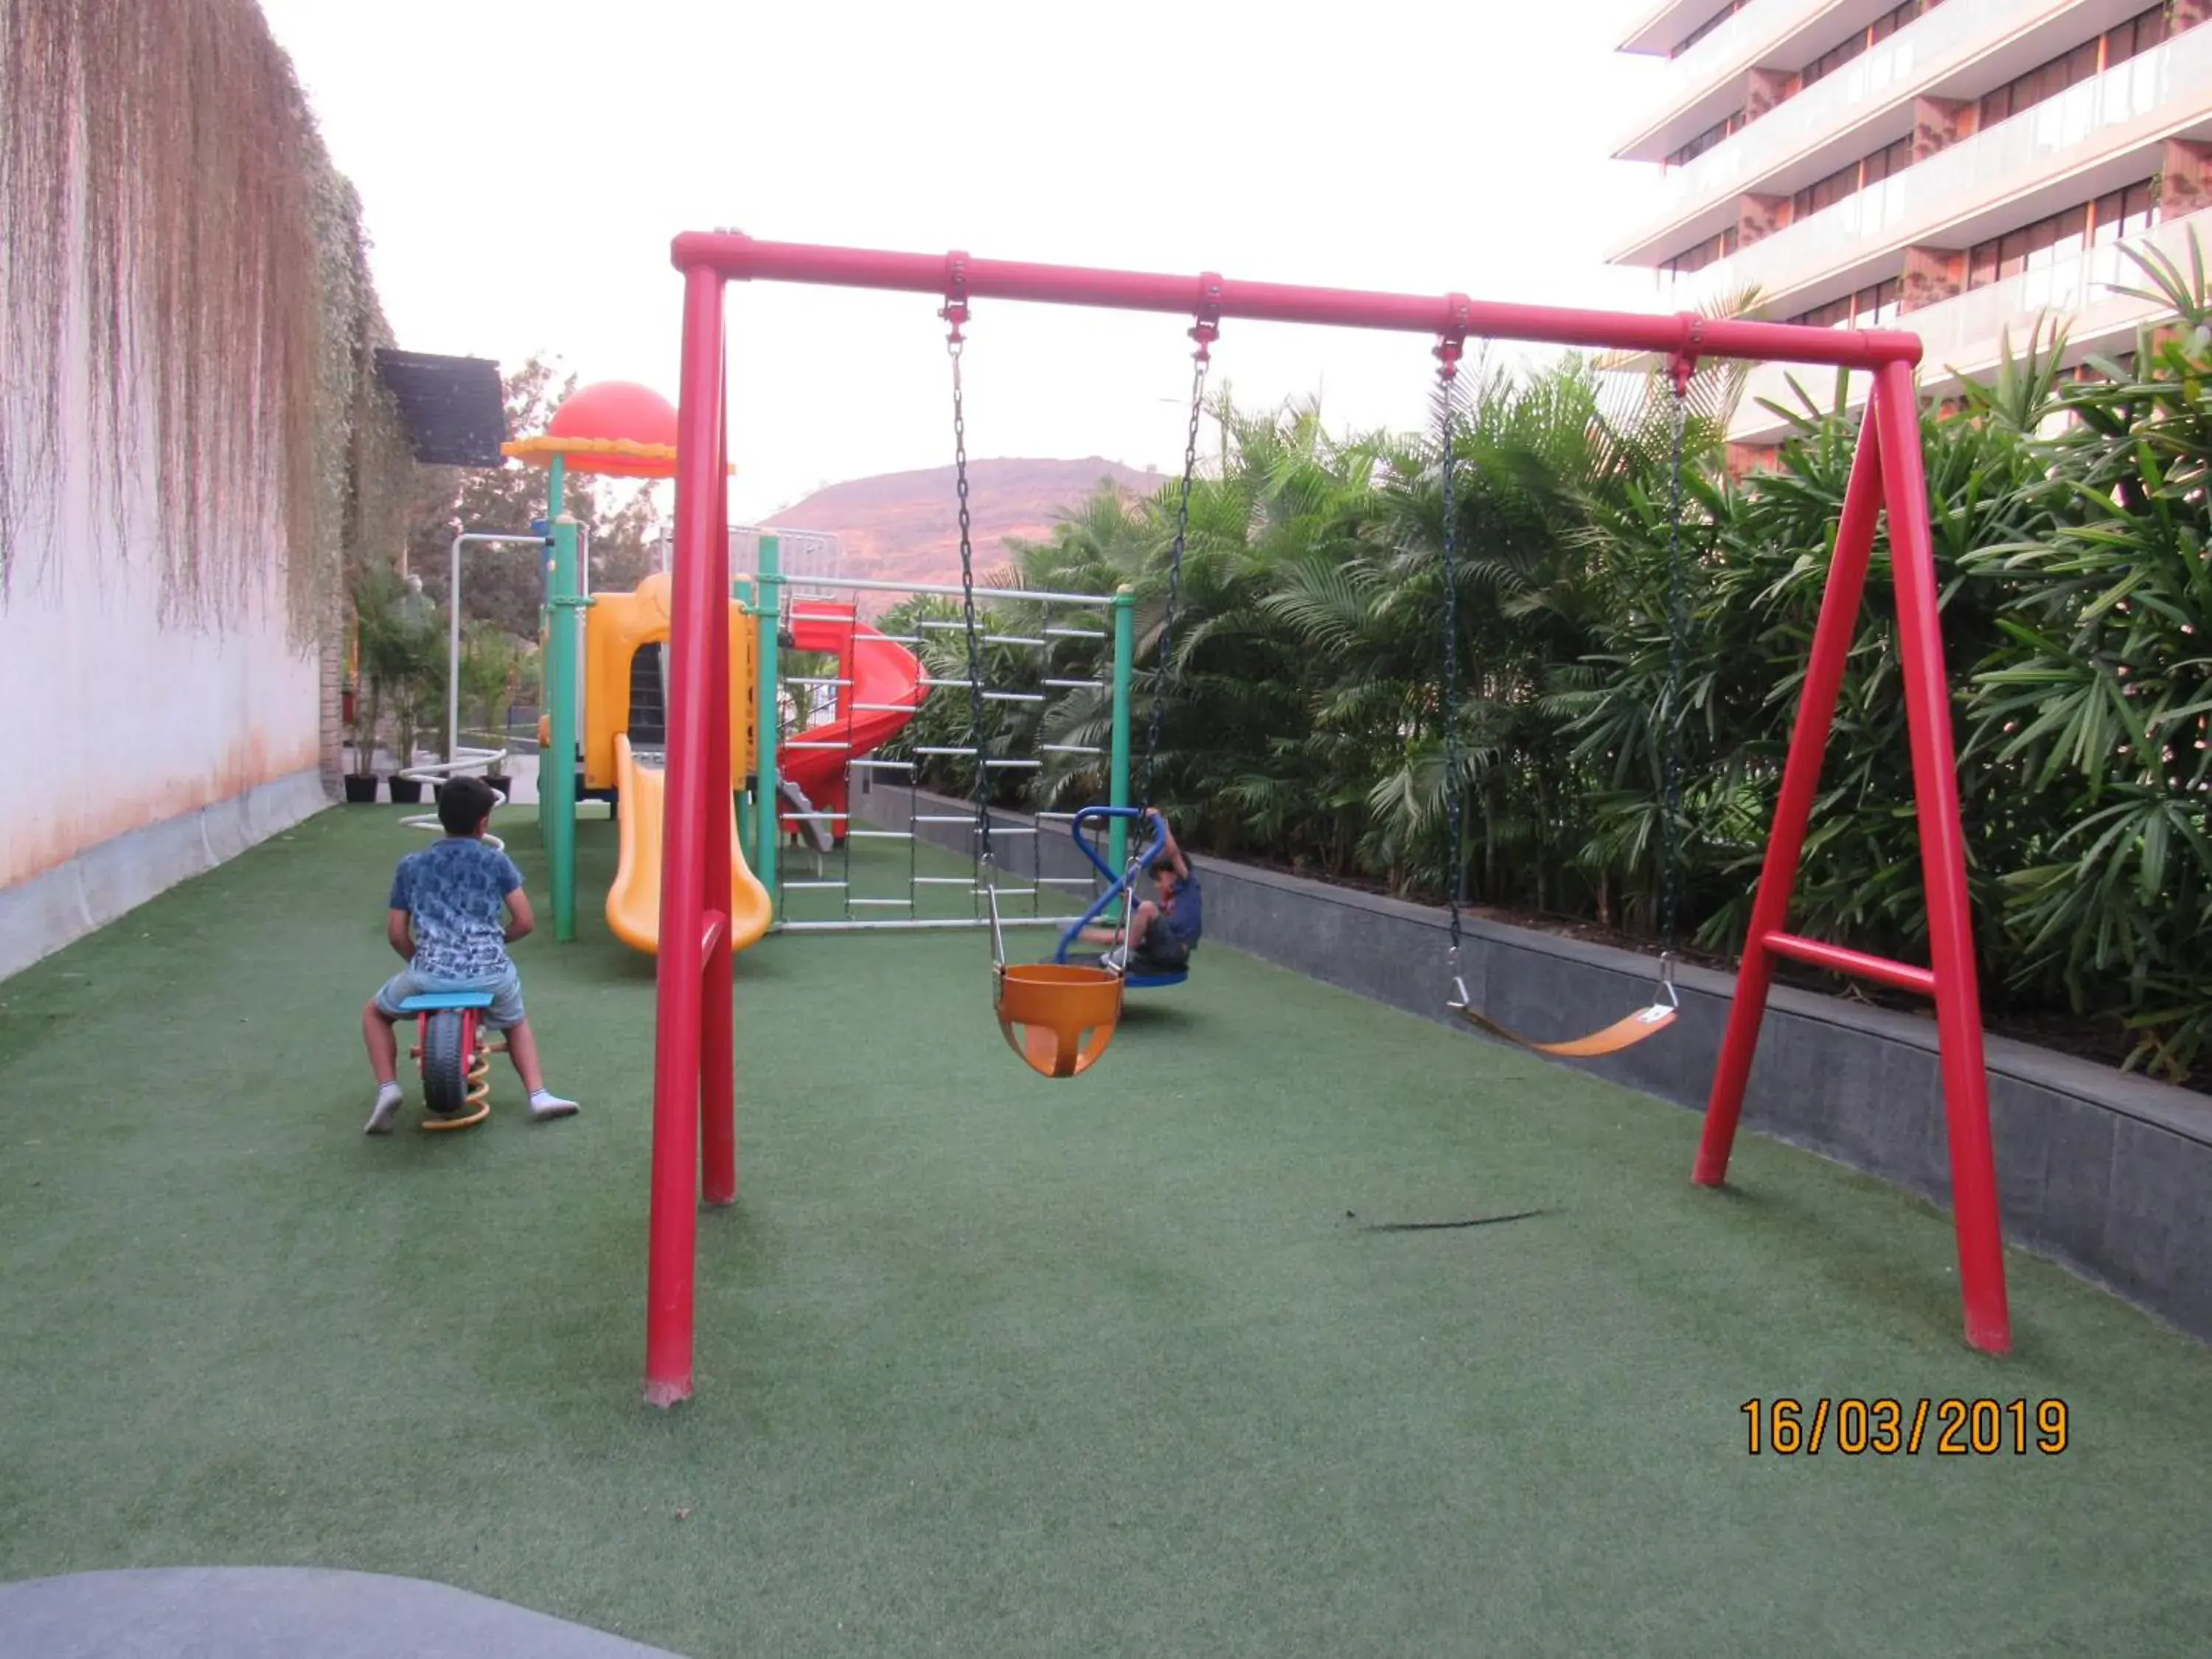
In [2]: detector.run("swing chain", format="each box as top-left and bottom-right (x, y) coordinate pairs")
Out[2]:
(1436, 328), (1468, 1006)
(945, 276), (1005, 969)
(1657, 352), (1693, 1001)
(1137, 297), (1217, 814)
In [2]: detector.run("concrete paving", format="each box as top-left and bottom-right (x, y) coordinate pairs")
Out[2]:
(0, 1568), (685, 1658)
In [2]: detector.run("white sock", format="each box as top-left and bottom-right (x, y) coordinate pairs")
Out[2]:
(364, 1080), (404, 1135)
(528, 1088), (578, 1117)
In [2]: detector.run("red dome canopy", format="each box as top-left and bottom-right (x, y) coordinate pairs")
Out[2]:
(502, 380), (685, 478)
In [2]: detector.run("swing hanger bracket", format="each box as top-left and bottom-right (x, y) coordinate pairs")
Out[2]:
(1190, 274), (1224, 361)
(940, 250), (971, 341)
(1433, 294), (1472, 382)
(1667, 313), (1704, 399)
(1445, 942), (1471, 1012)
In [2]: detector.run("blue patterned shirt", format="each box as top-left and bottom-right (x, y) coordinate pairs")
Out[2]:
(388, 838), (524, 981)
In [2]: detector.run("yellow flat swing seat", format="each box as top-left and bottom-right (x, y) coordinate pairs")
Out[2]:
(1447, 953), (1679, 1059)
(1455, 1001), (1676, 1058)
(995, 963), (1126, 1079)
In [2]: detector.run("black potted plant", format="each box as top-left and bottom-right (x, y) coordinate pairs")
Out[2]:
(342, 698), (380, 804)
(386, 665), (430, 804)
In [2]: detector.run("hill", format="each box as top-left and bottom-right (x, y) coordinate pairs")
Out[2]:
(767, 457), (1166, 593)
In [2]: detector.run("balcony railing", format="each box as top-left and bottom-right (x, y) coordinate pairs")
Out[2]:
(1730, 205), (2212, 436)
(1648, 0), (2063, 224)
(1634, 0), (1828, 150)
(1673, 27), (2209, 306)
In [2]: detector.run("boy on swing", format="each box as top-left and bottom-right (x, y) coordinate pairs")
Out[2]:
(1085, 807), (1202, 974)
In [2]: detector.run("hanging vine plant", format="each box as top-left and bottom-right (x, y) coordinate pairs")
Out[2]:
(1, 0), (413, 643)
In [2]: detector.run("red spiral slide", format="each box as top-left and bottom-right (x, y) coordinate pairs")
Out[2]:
(779, 600), (926, 836)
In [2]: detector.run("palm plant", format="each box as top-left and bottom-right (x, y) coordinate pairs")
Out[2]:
(1572, 353), (2070, 975)
(874, 273), (2212, 1085)
(1964, 238), (2212, 1076)
(352, 567), (441, 773)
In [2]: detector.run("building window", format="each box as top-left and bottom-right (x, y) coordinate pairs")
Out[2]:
(1978, 6), (2167, 128)
(1789, 277), (1905, 330)
(1790, 136), (1915, 222)
(1665, 109), (1747, 169)
(1663, 226), (1740, 279)
(1672, 0), (1748, 58)
(2102, 6), (2171, 66)
(1801, 0), (1943, 90)
(1965, 179), (2160, 289)
(2090, 178), (2161, 246)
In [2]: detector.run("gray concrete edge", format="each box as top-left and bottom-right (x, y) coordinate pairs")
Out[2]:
(0, 768), (332, 983)
(1184, 838), (2212, 1145)
(886, 785), (2212, 1345)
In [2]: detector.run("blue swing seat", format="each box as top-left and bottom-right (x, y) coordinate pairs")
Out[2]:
(1051, 807), (1191, 991)
(1060, 950), (1189, 990)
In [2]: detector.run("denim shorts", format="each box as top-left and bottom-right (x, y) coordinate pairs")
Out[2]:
(1135, 927), (1193, 970)
(374, 962), (526, 1031)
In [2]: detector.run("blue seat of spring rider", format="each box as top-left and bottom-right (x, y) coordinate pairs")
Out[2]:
(394, 991), (495, 1014)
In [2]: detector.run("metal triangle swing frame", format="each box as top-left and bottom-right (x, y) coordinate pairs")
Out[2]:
(645, 235), (2014, 1409)
(1437, 332), (1688, 1060)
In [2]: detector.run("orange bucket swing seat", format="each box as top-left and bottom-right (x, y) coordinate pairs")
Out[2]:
(992, 962), (1125, 1079)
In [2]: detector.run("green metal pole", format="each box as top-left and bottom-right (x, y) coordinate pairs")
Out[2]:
(755, 535), (782, 919)
(536, 463), (559, 849)
(545, 457), (582, 942)
(732, 576), (756, 866)
(1109, 586), (1135, 875)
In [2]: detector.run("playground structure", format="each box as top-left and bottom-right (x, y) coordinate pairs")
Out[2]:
(500, 382), (776, 959)
(588, 575), (771, 956)
(637, 232), (2014, 1408)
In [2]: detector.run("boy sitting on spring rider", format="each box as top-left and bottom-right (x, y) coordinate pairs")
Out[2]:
(360, 774), (580, 1134)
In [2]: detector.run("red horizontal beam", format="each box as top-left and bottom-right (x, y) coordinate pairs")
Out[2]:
(1763, 931), (1938, 997)
(670, 232), (1923, 370)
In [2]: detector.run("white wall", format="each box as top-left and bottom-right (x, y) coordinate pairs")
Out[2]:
(0, 563), (320, 891)
(0, 238), (323, 936)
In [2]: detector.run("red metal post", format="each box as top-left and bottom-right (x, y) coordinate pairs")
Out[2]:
(700, 353), (738, 1210)
(1696, 403), (1886, 1184)
(1871, 361), (2010, 1355)
(644, 263), (727, 1408)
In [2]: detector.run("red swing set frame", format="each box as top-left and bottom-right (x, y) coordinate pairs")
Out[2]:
(643, 231), (2008, 1407)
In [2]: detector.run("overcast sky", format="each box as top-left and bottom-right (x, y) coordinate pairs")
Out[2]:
(260, 0), (1671, 521)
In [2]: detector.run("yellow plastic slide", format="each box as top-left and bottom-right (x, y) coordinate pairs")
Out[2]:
(607, 734), (773, 957)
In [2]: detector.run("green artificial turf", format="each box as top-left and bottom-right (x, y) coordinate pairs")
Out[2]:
(4, 804), (2212, 1657)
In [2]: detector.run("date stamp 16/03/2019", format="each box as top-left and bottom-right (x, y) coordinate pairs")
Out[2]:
(1742, 1398), (2070, 1456)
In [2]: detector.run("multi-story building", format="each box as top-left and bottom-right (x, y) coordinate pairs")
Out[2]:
(1609, 0), (2212, 457)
